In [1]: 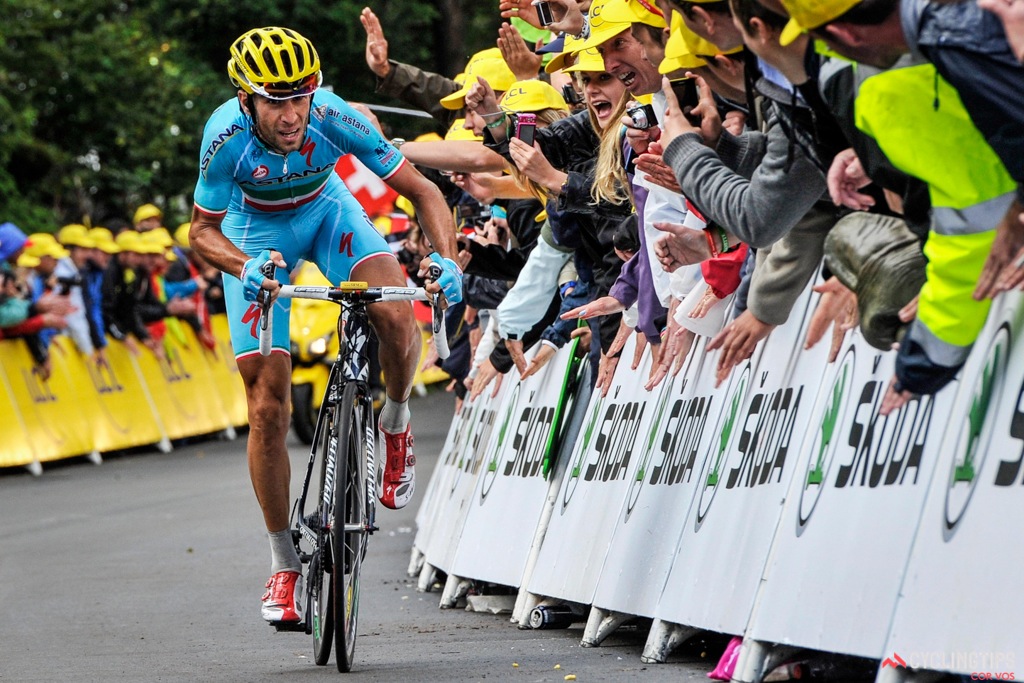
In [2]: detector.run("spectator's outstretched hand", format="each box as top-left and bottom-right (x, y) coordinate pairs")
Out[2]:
(707, 310), (774, 387)
(880, 375), (913, 416)
(360, 8), (391, 79)
(506, 338), (528, 374)
(470, 358), (503, 400)
(521, 342), (556, 379)
(975, 200), (1024, 299)
(826, 148), (874, 211)
(498, 22), (542, 81)
(560, 295), (625, 321)
(804, 276), (858, 363)
(636, 142), (683, 194)
(653, 222), (713, 272)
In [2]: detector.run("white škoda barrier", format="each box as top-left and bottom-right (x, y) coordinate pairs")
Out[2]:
(412, 284), (1023, 679)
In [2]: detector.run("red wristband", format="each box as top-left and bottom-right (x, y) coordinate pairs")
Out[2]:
(704, 227), (720, 258)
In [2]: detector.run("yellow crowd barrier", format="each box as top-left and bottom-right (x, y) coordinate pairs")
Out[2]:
(0, 314), (247, 471)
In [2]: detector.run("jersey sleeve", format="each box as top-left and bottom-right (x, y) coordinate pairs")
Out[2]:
(316, 91), (406, 180)
(193, 104), (245, 215)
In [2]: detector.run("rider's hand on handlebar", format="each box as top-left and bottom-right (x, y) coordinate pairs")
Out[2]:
(240, 249), (287, 303)
(421, 252), (464, 305)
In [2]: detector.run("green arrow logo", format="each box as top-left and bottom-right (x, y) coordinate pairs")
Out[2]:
(955, 345), (999, 483)
(707, 376), (745, 487)
(807, 365), (848, 486)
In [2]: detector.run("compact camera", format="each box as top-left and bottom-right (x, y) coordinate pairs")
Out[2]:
(534, 0), (554, 26)
(514, 112), (536, 146)
(627, 103), (657, 130)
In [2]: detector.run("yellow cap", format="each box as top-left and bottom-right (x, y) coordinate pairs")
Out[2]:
(445, 118), (484, 141)
(115, 230), (145, 253)
(89, 227), (122, 254)
(133, 203), (162, 225)
(24, 233), (71, 260)
(17, 253), (41, 268)
(544, 34), (586, 74)
(138, 231), (169, 255)
(57, 224), (97, 249)
(500, 80), (570, 113)
(440, 48), (517, 110)
(148, 226), (174, 247)
(679, 20), (745, 57)
(779, 0), (859, 45)
(562, 48), (607, 73)
(174, 223), (191, 249)
(602, 0), (667, 28)
(575, 0), (633, 52)
(661, 13), (709, 74)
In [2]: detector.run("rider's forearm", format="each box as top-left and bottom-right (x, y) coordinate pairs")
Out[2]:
(189, 207), (251, 279)
(401, 140), (506, 174)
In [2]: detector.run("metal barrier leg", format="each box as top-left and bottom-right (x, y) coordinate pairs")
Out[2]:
(515, 591), (543, 628)
(87, 450), (103, 465)
(26, 460), (42, 477)
(581, 606), (632, 648)
(416, 561), (438, 593)
(439, 573), (471, 609)
(407, 546), (425, 578)
(640, 619), (700, 663)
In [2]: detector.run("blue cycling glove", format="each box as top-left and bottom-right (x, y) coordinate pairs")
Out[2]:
(240, 250), (273, 302)
(428, 252), (464, 305)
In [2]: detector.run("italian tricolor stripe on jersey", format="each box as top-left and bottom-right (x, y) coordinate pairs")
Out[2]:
(240, 170), (332, 212)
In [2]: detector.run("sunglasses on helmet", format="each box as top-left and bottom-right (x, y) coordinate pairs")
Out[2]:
(249, 71), (322, 100)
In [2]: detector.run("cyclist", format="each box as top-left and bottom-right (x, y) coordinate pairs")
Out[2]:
(188, 26), (462, 626)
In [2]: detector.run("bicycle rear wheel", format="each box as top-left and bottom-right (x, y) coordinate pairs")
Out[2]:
(333, 382), (371, 673)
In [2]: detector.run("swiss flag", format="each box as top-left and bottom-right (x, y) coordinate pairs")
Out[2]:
(334, 154), (398, 218)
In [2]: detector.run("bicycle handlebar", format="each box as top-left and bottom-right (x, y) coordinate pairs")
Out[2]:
(257, 268), (450, 360)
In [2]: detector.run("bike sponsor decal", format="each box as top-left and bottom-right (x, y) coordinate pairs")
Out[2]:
(338, 232), (354, 257)
(300, 139), (316, 166)
(943, 323), (1010, 541)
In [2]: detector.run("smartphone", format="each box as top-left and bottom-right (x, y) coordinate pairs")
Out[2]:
(670, 78), (702, 125)
(533, 0), (554, 26)
(515, 112), (536, 146)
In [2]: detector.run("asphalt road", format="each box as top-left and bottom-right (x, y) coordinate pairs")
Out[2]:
(0, 388), (711, 683)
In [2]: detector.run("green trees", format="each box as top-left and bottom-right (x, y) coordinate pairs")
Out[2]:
(0, 0), (497, 230)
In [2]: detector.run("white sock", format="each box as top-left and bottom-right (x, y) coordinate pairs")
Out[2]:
(379, 397), (410, 434)
(269, 528), (301, 574)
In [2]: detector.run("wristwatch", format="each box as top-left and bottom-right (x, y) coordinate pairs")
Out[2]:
(391, 137), (406, 150)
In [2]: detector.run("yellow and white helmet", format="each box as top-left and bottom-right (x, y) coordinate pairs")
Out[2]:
(227, 27), (322, 99)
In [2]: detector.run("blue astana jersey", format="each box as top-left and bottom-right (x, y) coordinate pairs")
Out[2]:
(193, 89), (404, 216)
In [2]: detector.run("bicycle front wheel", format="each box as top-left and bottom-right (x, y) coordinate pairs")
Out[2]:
(311, 399), (338, 666)
(333, 382), (371, 673)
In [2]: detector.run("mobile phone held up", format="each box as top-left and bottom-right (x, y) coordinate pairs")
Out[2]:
(533, 0), (554, 26)
(514, 112), (536, 146)
(670, 78), (702, 126)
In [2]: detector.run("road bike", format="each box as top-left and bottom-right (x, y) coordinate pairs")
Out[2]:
(258, 266), (448, 672)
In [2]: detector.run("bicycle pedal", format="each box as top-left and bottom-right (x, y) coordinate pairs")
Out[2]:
(272, 619), (307, 633)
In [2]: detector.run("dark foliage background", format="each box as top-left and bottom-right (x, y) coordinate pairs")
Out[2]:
(0, 0), (499, 231)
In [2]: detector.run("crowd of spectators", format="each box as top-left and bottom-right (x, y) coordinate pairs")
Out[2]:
(356, 0), (1024, 416)
(0, 205), (225, 379)
(7, 0), (1022, 417)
